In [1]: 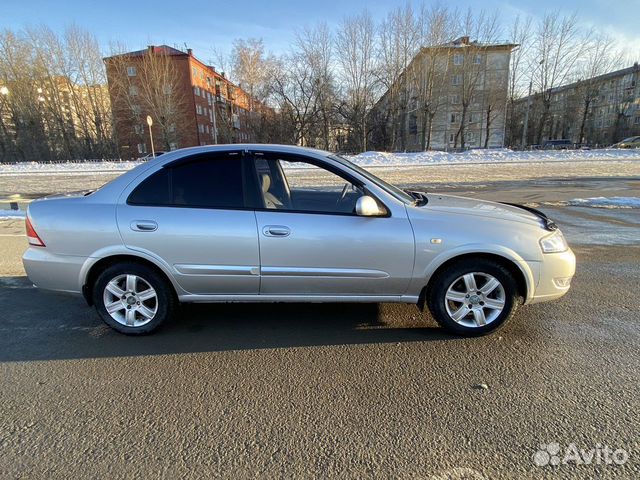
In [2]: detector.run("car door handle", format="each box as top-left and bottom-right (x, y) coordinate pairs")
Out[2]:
(262, 225), (290, 237)
(131, 220), (158, 232)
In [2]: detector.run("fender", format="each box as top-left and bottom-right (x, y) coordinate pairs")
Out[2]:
(413, 243), (538, 303)
(78, 245), (189, 297)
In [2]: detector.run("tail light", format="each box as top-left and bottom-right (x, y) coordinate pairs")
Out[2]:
(26, 216), (45, 247)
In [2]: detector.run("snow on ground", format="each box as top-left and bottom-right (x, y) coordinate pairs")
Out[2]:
(0, 160), (142, 175)
(0, 148), (639, 175)
(567, 197), (640, 209)
(0, 210), (25, 220)
(347, 148), (640, 167)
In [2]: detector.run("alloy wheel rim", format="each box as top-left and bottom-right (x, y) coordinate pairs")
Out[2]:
(103, 274), (158, 327)
(444, 272), (505, 328)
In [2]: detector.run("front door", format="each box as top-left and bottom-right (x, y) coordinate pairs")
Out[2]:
(117, 151), (260, 295)
(249, 152), (415, 296)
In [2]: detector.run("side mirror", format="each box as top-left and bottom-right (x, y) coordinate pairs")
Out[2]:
(356, 195), (384, 217)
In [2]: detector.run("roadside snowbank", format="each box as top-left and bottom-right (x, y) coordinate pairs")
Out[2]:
(567, 197), (640, 209)
(0, 210), (26, 220)
(0, 160), (141, 175)
(348, 148), (640, 166)
(0, 148), (639, 174)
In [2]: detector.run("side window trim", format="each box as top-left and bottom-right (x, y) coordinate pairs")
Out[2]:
(127, 151), (249, 210)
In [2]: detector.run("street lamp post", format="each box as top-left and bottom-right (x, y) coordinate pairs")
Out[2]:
(522, 80), (533, 149)
(146, 115), (155, 158)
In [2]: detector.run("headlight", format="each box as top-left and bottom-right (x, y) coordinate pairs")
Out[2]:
(539, 230), (568, 253)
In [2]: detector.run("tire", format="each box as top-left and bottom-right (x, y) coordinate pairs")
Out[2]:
(92, 262), (177, 335)
(426, 258), (520, 336)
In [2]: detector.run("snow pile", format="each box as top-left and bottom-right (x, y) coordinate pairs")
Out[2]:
(348, 148), (640, 167)
(0, 160), (142, 175)
(567, 197), (640, 209)
(0, 209), (26, 220)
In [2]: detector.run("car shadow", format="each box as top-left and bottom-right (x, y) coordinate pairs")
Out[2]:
(0, 276), (456, 362)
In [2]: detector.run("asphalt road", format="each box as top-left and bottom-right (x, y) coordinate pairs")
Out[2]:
(1, 175), (639, 479)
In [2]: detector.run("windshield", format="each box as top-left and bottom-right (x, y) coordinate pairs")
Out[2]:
(329, 154), (415, 204)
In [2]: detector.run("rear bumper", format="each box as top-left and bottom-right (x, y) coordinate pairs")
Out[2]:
(527, 248), (576, 304)
(22, 247), (86, 294)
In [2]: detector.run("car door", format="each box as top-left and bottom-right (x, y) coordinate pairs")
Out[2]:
(117, 150), (260, 295)
(249, 151), (415, 297)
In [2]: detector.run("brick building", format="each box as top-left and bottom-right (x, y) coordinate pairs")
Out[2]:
(104, 45), (257, 159)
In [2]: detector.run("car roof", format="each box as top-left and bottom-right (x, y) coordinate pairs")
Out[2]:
(157, 144), (333, 162)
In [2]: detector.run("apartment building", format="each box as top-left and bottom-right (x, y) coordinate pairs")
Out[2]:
(511, 63), (640, 146)
(370, 36), (516, 151)
(104, 45), (256, 159)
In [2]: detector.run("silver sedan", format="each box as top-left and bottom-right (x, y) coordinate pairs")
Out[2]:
(23, 145), (576, 335)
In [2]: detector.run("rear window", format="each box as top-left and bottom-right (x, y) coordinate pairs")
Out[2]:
(128, 155), (244, 208)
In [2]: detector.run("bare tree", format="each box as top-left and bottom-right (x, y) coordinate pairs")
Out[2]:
(574, 32), (623, 144)
(530, 12), (584, 145)
(505, 15), (532, 146)
(231, 38), (271, 111)
(452, 9), (501, 149)
(107, 44), (186, 153)
(376, 3), (421, 150)
(294, 23), (336, 149)
(335, 10), (377, 152)
(270, 53), (318, 146)
(412, 4), (454, 150)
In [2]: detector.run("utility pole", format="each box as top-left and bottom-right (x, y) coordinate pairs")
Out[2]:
(146, 115), (155, 158)
(212, 101), (218, 144)
(521, 80), (532, 149)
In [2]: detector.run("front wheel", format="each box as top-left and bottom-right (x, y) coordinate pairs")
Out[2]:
(426, 259), (520, 336)
(93, 262), (177, 335)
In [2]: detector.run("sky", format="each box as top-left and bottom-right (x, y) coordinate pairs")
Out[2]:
(2, 0), (639, 68)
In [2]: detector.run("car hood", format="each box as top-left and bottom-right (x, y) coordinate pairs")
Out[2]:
(416, 193), (543, 227)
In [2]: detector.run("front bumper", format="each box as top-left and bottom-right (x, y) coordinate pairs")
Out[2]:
(22, 247), (86, 294)
(527, 248), (576, 304)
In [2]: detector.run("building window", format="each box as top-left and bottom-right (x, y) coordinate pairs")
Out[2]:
(468, 113), (476, 123)
(129, 85), (138, 96)
(450, 94), (460, 104)
(449, 133), (455, 143)
(453, 54), (463, 66)
(168, 123), (176, 133)
(169, 142), (178, 151)
(127, 66), (137, 76)
(196, 105), (203, 115)
(473, 54), (482, 64)
(450, 113), (459, 124)
(452, 74), (462, 86)
(192, 66), (198, 78)
(134, 124), (143, 135)
(635, 116), (640, 125)
(194, 86), (201, 96)
(163, 84), (172, 95)
(198, 124), (204, 133)
(137, 143), (147, 154)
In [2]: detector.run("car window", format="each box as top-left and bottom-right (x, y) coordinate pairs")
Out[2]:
(128, 168), (171, 205)
(128, 153), (244, 208)
(252, 154), (365, 214)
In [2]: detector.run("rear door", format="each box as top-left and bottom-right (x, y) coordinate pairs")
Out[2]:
(249, 151), (415, 297)
(117, 151), (260, 295)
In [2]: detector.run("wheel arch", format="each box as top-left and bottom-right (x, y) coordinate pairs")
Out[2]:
(81, 252), (181, 306)
(418, 250), (533, 310)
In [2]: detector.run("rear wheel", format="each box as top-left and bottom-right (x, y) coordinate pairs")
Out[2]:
(93, 262), (176, 335)
(426, 258), (520, 336)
